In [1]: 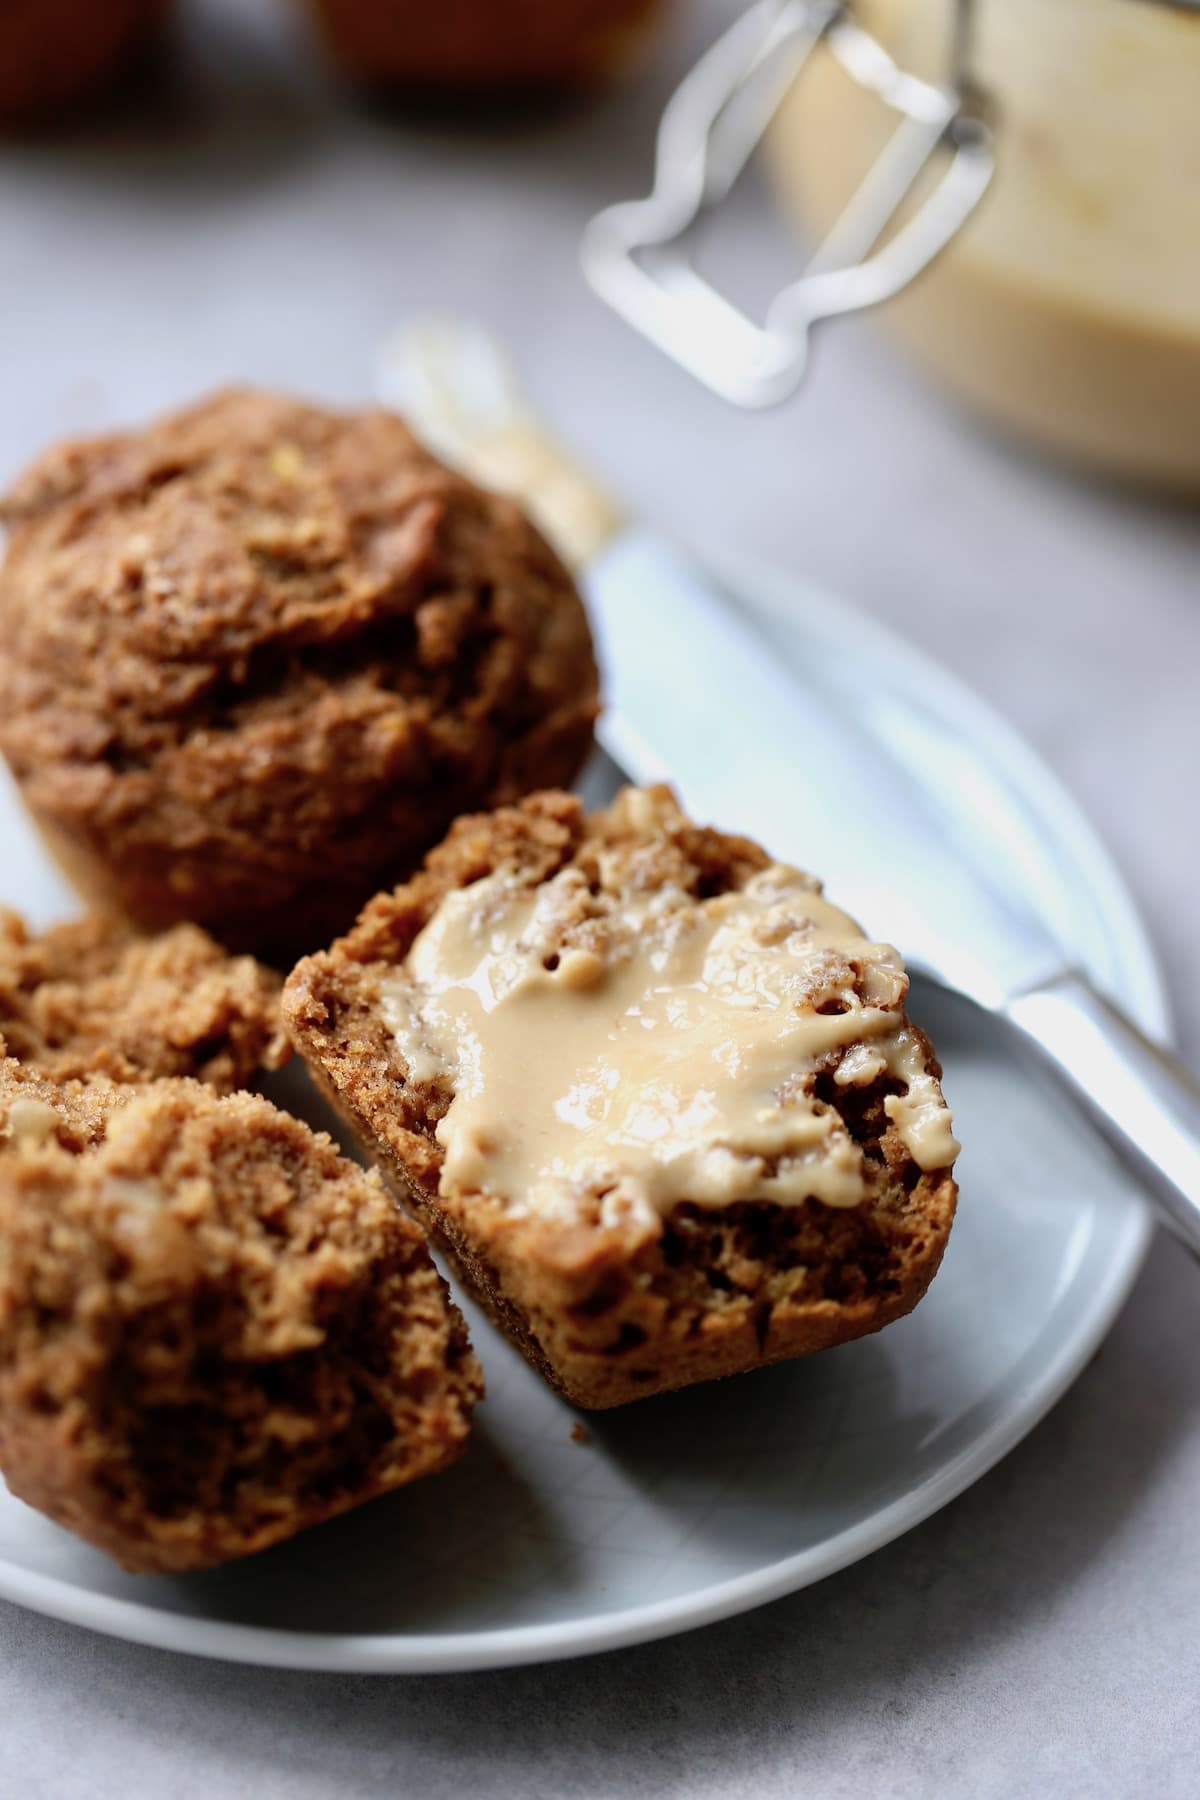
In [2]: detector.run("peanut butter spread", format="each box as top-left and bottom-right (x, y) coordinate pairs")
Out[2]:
(381, 846), (958, 1233)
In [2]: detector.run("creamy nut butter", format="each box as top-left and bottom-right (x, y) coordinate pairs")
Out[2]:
(381, 840), (958, 1233)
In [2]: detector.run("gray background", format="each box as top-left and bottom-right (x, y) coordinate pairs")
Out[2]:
(1, 1), (1198, 1793)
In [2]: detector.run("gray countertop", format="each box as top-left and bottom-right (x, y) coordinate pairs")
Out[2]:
(1, 2), (1198, 1793)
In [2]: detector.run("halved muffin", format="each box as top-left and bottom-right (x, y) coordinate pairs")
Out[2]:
(284, 787), (959, 1409)
(0, 1081), (482, 1572)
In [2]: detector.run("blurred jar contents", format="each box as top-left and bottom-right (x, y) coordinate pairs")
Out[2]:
(305, 0), (670, 91)
(0, 0), (166, 123)
(765, 0), (1200, 492)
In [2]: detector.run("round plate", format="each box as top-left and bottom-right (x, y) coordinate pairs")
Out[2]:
(0, 553), (1164, 1673)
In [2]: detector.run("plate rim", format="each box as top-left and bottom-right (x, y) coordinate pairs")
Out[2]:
(0, 549), (1165, 1674)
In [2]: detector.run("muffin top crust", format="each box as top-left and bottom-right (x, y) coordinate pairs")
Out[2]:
(0, 388), (598, 953)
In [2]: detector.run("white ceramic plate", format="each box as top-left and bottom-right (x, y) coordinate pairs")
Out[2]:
(0, 553), (1165, 1673)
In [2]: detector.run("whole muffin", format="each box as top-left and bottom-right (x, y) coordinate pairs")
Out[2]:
(307, 0), (668, 91)
(0, 1081), (483, 1572)
(0, 388), (599, 963)
(0, 0), (165, 125)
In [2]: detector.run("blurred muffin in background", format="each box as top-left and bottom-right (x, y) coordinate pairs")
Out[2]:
(0, 0), (167, 124)
(306, 0), (669, 93)
(0, 388), (599, 965)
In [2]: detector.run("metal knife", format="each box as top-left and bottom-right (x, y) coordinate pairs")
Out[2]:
(379, 321), (1200, 1257)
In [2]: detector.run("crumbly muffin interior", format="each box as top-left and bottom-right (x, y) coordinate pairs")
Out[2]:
(0, 1056), (134, 1154)
(0, 1082), (482, 1572)
(0, 908), (286, 1089)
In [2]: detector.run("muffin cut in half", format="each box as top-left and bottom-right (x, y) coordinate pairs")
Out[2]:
(0, 1081), (482, 1572)
(0, 908), (286, 1092)
(284, 787), (960, 1409)
(0, 388), (598, 962)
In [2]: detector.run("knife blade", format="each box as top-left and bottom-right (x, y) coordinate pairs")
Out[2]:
(379, 319), (1200, 1257)
(586, 526), (1063, 1013)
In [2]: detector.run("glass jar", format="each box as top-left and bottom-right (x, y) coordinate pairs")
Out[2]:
(763, 0), (1200, 491)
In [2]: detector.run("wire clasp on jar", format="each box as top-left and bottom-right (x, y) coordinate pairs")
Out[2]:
(581, 0), (994, 407)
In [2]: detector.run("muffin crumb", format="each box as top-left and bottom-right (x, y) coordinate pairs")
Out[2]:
(0, 909), (286, 1091)
(0, 1081), (482, 1573)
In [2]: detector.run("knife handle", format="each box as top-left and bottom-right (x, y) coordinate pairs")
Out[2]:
(1005, 973), (1200, 1257)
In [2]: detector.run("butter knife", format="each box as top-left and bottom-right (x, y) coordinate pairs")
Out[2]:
(379, 322), (1200, 1257)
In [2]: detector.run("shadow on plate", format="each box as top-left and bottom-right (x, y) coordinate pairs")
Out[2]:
(8, 1232), (1190, 1796)
(153, 1416), (576, 1635)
